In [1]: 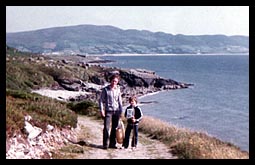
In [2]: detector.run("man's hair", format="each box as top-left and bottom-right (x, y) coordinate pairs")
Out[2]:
(109, 74), (120, 82)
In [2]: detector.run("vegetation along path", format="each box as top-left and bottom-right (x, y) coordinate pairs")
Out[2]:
(64, 115), (178, 159)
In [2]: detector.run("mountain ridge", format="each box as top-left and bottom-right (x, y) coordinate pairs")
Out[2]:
(6, 24), (249, 55)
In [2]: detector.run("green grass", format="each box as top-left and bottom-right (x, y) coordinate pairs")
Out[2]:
(6, 89), (78, 137)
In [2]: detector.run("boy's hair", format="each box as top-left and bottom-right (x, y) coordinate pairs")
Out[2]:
(129, 96), (137, 103)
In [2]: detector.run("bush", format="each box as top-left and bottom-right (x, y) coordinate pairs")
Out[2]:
(67, 100), (99, 117)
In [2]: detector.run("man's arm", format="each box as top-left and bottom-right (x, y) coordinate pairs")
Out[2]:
(118, 88), (123, 114)
(99, 88), (106, 118)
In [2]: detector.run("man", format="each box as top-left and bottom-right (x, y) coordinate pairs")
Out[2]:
(99, 74), (123, 149)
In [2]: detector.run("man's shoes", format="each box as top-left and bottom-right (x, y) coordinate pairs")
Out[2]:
(102, 146), (108, 149)
(109, 145), (118, 149)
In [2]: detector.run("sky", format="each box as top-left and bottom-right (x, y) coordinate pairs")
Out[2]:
(6, 6), (249, 36)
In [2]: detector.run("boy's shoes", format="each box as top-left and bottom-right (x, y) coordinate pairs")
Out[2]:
(120, 146), (128, 149)
(120, 146), (134, 151)
(131, 147), (137, 150)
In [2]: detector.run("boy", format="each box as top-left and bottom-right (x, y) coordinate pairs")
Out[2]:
(122, 96), (143, 150)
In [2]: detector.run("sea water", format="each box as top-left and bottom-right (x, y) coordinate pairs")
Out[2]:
(101, 55), (249, 152)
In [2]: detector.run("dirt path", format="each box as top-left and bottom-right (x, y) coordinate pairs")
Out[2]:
(69, 115), (178, 159)
(31, 89), (177, 159)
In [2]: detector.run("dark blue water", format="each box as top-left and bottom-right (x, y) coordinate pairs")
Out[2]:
(101, 55), (249, 152)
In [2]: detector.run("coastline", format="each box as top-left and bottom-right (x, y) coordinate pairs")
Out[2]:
(31, 88), (91, 101)
(31, 87), (165, 109)
(31, 54), (248, 153)
(89, 53), (249, 57)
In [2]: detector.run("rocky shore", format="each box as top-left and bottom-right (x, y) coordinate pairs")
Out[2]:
(45, 54), (193, 105)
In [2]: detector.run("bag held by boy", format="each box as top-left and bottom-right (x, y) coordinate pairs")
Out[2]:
(116, 119), (125, 144)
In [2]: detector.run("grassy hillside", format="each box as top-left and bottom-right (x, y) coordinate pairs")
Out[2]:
(6, 46), (99, 139)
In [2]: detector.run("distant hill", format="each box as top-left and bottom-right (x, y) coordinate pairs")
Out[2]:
(6, 24), (249, 55)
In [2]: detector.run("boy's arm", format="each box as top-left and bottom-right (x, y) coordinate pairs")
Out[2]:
(136, 107), (143, 122)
